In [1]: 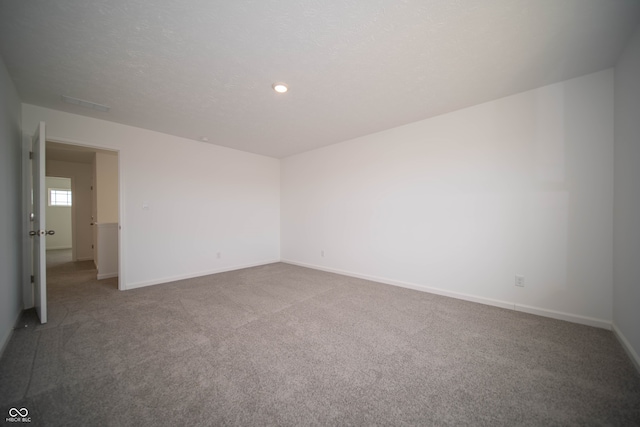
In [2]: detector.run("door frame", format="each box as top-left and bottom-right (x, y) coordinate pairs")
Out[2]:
(31, 122), (47, 323)
(22, 134), (33, 308)
(22, 135), (125, 306)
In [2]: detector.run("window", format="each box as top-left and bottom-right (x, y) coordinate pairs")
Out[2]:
(48, 188), (72, 206)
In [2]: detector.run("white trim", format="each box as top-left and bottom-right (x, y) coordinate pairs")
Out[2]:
(514, 304), (611, 330)
(22, 133), (34, 309)
(612, 323), (640, 374)
(281, 259), (612, 330)
(46, 136), (118, 153)
(125, 259), (280, 291)
(97, 272), (118, 280)
(282, 259), (514, 310)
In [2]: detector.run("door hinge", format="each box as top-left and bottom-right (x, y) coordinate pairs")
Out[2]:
(29, 151), (33, 160)
(91, 244), (94, 249)
(30, 275), (34, 283)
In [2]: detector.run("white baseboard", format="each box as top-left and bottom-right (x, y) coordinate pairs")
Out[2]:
(97, 272), (118, 280)
(282, 259), (514, 311)
(612, 323), (640, 374)
(125, 259), (280, 291)
(281, 259), (612, 330)
(515, 304), (611, 329)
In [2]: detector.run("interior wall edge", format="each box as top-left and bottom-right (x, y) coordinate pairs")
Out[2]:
(281, 259), (612, 331)
(124, 259), (281, 291)
(612, 322), (640, 374)
(0, 310), (23, 361)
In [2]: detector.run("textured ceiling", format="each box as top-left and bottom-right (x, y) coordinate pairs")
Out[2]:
(1, 0), (639, 158)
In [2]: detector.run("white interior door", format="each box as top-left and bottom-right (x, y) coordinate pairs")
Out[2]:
(31, 121), (47, 324)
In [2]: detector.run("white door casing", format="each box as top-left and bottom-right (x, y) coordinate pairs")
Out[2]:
(31, 121), (47, 324)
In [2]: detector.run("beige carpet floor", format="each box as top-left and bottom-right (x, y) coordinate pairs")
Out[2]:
(1, 249), (639, 426)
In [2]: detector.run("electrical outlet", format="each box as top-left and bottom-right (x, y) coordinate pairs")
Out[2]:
(321, 250), (324, 257)
(217, 252), (221, 259)
(515, 275), (525, 287)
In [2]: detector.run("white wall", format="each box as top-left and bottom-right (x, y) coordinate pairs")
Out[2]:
(96, 151), (118, 223)
(0, 57), (22, 356)
(22, 104), (281, 289)
(45, 176), (72, 249)
(96, 223), (118, 279)
(614, 25), (640, 369)
(47, 159), (94, 261)
(282, 69), (614, 327)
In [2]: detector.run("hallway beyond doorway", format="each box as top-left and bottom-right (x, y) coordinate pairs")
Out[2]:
(45, 249), (118, 308)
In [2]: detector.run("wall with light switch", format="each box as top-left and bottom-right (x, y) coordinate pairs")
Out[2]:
(282, 69), (614, 329)
(22, 104), (281, 289)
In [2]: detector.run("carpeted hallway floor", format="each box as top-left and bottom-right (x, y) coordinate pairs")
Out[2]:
(1, 249), (639, 426)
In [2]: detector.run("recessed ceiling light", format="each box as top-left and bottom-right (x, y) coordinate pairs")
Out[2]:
(272, 83), (288, 93)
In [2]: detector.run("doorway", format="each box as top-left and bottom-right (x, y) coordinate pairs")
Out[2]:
(23, 127), (123, 324)
(45, 141), (120, 286)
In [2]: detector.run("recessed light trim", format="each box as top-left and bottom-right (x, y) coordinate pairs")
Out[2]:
(272, 83), (288, 93)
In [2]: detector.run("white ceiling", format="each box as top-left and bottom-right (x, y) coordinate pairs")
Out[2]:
(1, 1), (639, 158)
